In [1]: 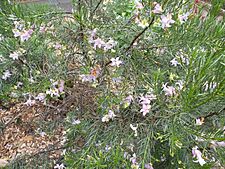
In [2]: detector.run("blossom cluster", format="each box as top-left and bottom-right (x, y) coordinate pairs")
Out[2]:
(88, 29), (117, 51)
(139, 93), (156, 116)
(133, 1), (190, 29)
(46, 79), (65, 98)
(102, 110), (116, 122)
(12, 20), (34, 42)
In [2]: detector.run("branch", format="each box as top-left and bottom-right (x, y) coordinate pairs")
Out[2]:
(204, 107), (225, 119)
(126, 17), (155, 53)
(92, 0), (103, 15)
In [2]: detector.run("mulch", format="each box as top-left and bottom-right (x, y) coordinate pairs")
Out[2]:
(0, 80), (98, 167)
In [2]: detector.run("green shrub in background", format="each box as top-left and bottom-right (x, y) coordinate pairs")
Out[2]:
(0, 0), (224, 168)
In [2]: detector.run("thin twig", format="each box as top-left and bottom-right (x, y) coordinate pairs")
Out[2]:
(92, 0), (103, 15)
(204, 107), (225, 119)
(126, 17), (155, 53)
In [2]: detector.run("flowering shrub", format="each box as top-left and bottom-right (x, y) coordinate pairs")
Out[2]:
(1, 0), (225, 168)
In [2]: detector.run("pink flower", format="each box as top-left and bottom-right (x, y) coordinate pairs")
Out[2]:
(12, 29), (21, 37)
(135, 1), (144, 9)
(161, 13), (175, 29)
(162, 83), (176, 96)
(130, 153), (137, 164)
(35, 93), (46, 102)
(192, 146), (206, 166)
(93, 38), (105, 49)
(39, 24), (46, 33)
(140, 104), (151, 116)
(58, 80), (65, 93)
(2, 70), (12, 80)
(124, 95), (133, 103)
(54, 42), (62, 50)
(80, 74), (96, 82)
(145, 163), (154, 169)
(104, 39), (117, 51)
(170, 58), (179, 67)
(178, 12), (190, 24)
(195, 118), (204, 125)
(90, 29), (97, 39)
(139, 93), (156, 116)
(140, 96), (151, 105)
(20, 29), (33, 42)
(152, 3), (163, 14)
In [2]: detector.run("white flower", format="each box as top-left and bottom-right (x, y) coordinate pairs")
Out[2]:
(110, 57), (123, 67)
(161, 13), (175, 29)
(28, 76), (35, 83)
(146, 94), (157, 101)
(176, 80), (184, 90)
(0, 34), (4, 41)
(39, 25), (46, 33)
(72, 119), (81, 125)
(39, 131), (46, 137)
(0, 54), (5, 63)
(170, 58), (179, 67)
(102, 114), (110, 122)
(137, 19), (149, 28)
(192, 146), (206, 166)
(102, 110), (116, 122)
(130, 124), (138, 137)
(9, 52), (19, 60)
(54, 163), (66, 169)
(152, 3), (163, 14)
(16, 82), (23, 88)
(203, 81), (217, 91)
(24, 98), (36, 106)
(46, 88), (60, 97)
(105, 145), (111, 152)
(2, 70), (12, 80)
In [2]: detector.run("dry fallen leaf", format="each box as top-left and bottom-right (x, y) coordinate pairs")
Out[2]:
(21, 135), (34, 142)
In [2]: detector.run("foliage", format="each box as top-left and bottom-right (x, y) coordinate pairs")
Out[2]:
(0, 0), (224, 168)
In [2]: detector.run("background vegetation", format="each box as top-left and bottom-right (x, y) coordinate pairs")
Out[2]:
(0, 0), (224, 168)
